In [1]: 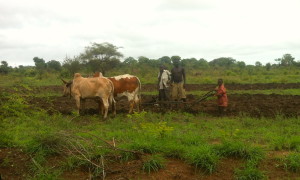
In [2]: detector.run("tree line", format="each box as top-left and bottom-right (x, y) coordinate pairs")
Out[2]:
(1, 42), (300, 77)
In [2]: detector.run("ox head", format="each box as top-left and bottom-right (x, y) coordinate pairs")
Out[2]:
(61, 79), (73, 97)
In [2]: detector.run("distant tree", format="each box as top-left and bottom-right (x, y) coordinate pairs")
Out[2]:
(138, 56), (150, 64)
(181, 58), (198, 68)
(171, 56), (181, 64)
(265, 62), (271, 71)
(33, 57), (47, 70)
(209, 57), (236, 67)
(62, 56), (81, 76)
(198, 58), (209, 68)
(275, 54), (295, 66)
(80, 42), (123, 75)
(255, 61), (262, 67)
(158, 56), (172, 65)
(47, 60), (61, 71)
(0, 61), (10, 74)
(236, 61), (246, 69)
(123, 57), (138, 65)
(33, 57), (47, 78)
(123, 57), (138, 74)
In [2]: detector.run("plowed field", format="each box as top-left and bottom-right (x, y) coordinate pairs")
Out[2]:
(18, 83), (300, 118)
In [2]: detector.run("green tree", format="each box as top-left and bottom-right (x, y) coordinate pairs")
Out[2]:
(265, 63), (271, 71)
(124, 57), (138, 65)
(198, 58), (209, 68)
(209, 57), (236, 68)
(138, 56), (150, 64)
(171, 56), (181, 64)
(47, 60), (61, 72)
(62, 56), (82, 76)
(158, 56), (171, 65)
(80, 42), (123, 75)
(275, 54), (295, 66)
(33, 57), (47, 70)
(33, 57), (47, 78)
(0, 61), (10, 74)
(236, 61), (246, 69)
(123, 57), (138, 74)
(255, 61), (262, 67)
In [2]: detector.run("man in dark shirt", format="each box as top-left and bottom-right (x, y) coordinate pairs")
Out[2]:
(170, 57), (186, 102)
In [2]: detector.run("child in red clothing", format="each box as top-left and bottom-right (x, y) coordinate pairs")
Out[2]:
(215, 79), (228, 116)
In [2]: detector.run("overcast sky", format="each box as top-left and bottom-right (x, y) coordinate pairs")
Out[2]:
(1, 0), (300, 67)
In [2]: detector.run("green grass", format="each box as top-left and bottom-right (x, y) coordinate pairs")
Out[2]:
(234, 163), (266, 180)
(282, 153), (300, 172)
(142, 154), (166, 173)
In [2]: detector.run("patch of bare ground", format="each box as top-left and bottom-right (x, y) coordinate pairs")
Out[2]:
(260, 151), (300, 180)
(0, 148), (31, 180)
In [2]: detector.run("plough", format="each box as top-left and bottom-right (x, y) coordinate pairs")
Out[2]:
(141, 90), (215, 106)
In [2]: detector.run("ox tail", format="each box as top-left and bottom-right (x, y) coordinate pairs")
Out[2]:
(136, 76), (142, 112)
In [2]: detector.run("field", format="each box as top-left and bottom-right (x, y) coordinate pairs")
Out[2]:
(1, 80), (300, 179)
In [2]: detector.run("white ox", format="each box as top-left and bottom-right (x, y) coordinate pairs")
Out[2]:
(94, 72), (141, 113)
(62, 73), (116, 119)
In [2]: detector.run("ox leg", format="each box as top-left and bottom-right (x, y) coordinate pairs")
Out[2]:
(81, 98), (86, 115)
(98, 99), (104, 115)
(111, 96), (116, 117)
(101, 98), (109, 119)
(134, 97), (140, 112)
(129, 100), (134, 114)
(74, 96), (81, 115)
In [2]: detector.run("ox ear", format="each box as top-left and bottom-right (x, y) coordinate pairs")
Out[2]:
(61, 79), (67, 84)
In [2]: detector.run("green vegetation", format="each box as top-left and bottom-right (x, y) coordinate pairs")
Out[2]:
(1, 83), (300, 179)
(142, 154), (166, 173)
(282, 153), (300, 172)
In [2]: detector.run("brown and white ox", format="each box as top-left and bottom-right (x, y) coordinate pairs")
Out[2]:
(94, 72), (141, 113)
(62, 73), (116, 119)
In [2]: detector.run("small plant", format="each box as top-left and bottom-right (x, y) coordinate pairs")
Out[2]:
(185, 145), (219, 174)
(127, 111), (147, 121)
(0, 157), (11, 167)
(142, 154), (165, 173)
(215, 141), (265, 162)
(140, 121), (174, 138)
(283, 153), (300, 172)
(234, 164), (266, 180)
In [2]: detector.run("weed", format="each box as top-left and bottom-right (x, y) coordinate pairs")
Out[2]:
(215, 141), (265, 162)
(0, 157), (11, 167)
(142, 154), (165, 173)
(283, 153), (300, 172)
(234, 165), (266, 180)
(185, 145), (219, 174)
(272, 136), (300, 151)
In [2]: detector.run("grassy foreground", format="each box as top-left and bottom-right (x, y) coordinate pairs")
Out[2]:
(1, 92), (300, 179)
